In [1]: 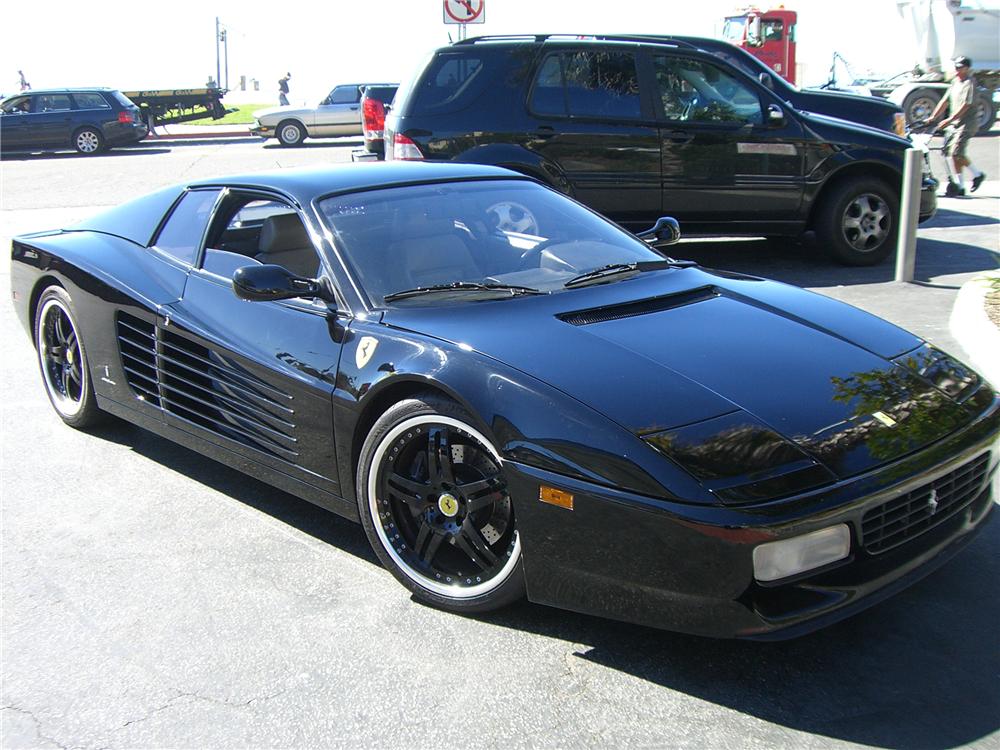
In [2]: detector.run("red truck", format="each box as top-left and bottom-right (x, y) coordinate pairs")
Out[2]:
(722, 7), (798, 85)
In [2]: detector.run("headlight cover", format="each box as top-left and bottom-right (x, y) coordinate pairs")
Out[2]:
(893, 344), (980, 402)
(644, 411), (835, 505)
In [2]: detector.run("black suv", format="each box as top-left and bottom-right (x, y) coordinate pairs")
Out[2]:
(0, 88), (147, 155)
(386, 35), (937, 265)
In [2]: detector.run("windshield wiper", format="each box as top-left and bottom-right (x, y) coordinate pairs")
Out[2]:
(564, 259), (694, 289)
(383, 281), (545, 302)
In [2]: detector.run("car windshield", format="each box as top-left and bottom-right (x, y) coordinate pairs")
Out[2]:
(317, 179), (668, 306)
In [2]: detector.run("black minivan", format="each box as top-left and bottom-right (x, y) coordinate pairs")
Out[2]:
(386, 35), (937, 266)
(0, 88), (147, 155)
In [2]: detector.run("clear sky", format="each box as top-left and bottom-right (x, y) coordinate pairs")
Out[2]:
(3, 0), (997, 104)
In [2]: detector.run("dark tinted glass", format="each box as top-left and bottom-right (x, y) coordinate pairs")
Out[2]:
(653, 55), (762, 124)
(409, 54), (484, 113)
(73, 92), (111, 109)
(529, 55), (566, 115)
(111, 91), (137, 108)
(562, 50), (641, 119)
(330, 86), (360, 104)
(154, 189), (221, 265)
(34, 94), (72, 112)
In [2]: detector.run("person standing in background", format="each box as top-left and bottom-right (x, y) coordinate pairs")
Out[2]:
(928, 56), (986, 197)
(278, 73), (291, 106)
(18, 70), (30, 91)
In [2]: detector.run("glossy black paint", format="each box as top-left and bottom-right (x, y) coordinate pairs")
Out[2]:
(386, 37), (936, 236)
(10, 163), (998, 639)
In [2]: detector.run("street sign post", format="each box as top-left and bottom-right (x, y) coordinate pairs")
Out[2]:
(443, 0), (485, 40)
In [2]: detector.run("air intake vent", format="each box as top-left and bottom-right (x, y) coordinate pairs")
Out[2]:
(558, 286), (718, 326)
(117, 313), (160, 407)
(861, 453), (990, 554)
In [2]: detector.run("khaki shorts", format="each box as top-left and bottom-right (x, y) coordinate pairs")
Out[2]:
(945, 123), (977, 160)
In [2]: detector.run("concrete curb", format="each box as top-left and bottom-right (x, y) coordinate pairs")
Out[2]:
(949, 269), (1000, 388)
(145, 127), (254, 141)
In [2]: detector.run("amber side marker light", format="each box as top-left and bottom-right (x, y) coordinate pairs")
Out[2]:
(539, 486), (574, 510)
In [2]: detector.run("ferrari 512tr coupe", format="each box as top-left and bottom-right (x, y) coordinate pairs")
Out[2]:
(11, 163), (998, 639)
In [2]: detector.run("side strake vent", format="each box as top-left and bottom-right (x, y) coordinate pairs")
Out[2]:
(558, 286), (719, 326)
(115, 312), (298, 462)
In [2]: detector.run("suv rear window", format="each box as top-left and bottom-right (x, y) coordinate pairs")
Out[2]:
(73, 92), (111, 109)
(408, 53), (485, 113)
(111, 91), (137, 108)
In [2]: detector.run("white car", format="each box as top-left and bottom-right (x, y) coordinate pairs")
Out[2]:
(251, 83), (394, 146)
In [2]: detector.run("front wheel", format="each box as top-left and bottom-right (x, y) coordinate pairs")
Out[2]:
(34, 286), (103, 428)
(356, 395), (525, 613)
(276, 120), (305, 146)
(816, 176), (898, 266)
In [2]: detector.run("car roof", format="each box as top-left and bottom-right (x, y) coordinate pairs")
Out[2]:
(187, 162), (528, 203)
(9, 87), (115, 94)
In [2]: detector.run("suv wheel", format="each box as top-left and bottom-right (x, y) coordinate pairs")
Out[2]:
(73, 127), (104, 155)
(277, 120), (306, 146)
(817, 176), (898, 266)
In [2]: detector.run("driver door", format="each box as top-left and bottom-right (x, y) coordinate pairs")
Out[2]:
(652, 53), (805, 227)
(314, 85), (363, 136)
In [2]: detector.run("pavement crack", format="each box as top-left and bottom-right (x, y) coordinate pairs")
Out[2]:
(2, 704), (70, 750)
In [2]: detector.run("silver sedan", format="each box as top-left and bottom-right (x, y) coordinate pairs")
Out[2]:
(252, 83), (394, 146)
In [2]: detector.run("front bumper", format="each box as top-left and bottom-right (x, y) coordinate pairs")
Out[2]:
(509, 395), (998, 639)
(250, 124), (273, 138)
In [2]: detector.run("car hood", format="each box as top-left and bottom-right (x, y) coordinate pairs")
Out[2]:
(796, 87), (901, 130)
(383, 268), (973, 481)
(253, 105), (315, 121)
(798, 110), (909, 150)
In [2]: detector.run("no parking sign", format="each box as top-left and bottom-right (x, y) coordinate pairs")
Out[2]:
(443, 0), (485, 24)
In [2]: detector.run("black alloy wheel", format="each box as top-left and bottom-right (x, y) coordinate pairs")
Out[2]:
(357, 396), (524, 612)
(34, 286), (103, 428)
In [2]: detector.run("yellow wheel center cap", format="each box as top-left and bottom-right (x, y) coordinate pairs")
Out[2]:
(438, 493), (459, 518)
(67, 348), (75, 365)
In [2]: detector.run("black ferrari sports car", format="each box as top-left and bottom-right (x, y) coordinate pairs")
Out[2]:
(10, 162), (998, 639)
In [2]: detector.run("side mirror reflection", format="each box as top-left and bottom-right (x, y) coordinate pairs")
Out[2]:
(637, 216), (681, 247)
(233, 264), (333, 304)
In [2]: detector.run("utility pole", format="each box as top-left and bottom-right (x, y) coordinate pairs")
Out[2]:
(215, 17), (221, 89)
(221, 27), (229, 90)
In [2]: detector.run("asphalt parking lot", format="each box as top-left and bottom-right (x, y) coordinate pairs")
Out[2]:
(1, 133), (998, 749)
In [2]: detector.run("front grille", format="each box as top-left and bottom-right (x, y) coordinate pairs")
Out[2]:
(861, 453), (991, 554)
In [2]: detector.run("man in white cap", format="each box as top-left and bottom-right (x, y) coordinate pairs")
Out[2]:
(928, 56), (986, 197)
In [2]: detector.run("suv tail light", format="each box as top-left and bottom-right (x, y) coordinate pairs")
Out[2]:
(391, 133), (424, 161)
(362, 97), (386, 139)
(118, 111), (134, 124)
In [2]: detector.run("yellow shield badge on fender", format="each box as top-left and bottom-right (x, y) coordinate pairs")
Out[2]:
(356, 336), (378, 369)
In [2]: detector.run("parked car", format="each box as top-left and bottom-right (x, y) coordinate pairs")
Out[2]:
(11, 162), (998, 639)
(386, 34), (937, 265)
(252, 83), (396, 146)
(661, 35), (909, 135)
(0, 88), (147, 155)
(360, 84), (398, 158)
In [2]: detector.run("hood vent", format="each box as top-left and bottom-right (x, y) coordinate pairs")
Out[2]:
(558, 286), (719, 326)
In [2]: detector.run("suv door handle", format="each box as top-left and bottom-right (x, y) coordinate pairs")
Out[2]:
(664, 130), (693, 144)
(535, 126), (555, 139)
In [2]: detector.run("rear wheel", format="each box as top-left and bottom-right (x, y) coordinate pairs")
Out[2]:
(816, 176), (898, 266)
(356, 395), (525, 613)
(73, 127), (104, 155)
(34, 286), (103, 428)
(973, 93), (996, 132)
(277, 120), (305, 146)
(902, 89), (941, 126)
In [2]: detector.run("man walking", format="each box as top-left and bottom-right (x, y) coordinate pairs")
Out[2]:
(928, 56), (986, 197)
(278, 72), (291, 106)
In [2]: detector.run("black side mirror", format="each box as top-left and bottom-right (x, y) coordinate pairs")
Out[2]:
(759, 72), (774, 90)
(233, 264), (333, 303)
(766, 103), (786, 127)
(637, 217), (681, 247)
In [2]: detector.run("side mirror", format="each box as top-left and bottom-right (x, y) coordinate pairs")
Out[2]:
(759, 72), (774, 90)
(233, 264), (333, 303)
(637, 216), (681, 246)
(766, 103), (786, 127)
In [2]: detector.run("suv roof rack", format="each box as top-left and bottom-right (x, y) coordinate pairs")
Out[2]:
(455, 34), (701, 50)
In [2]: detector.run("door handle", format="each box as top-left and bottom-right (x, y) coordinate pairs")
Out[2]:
(535, 126), (555, 139)
(350, 106), (359, 111)
(664, 130), (693, 144)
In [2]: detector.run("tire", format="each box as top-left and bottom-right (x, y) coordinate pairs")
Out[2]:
(816, 176), (898, 266)
(34, 286), (103, 428)
(356, 395), (525, 613)
(973, 92), (996, 133)
(276, 120), (306, 146)
(73, 127), (104, 155)
(901, 89), (942, 127)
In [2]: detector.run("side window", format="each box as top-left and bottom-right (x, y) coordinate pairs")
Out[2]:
(1, 96), (32, 113)
(529, 54), (566, 115)
(330, 86), (360, 104)
(153, 189), (221, 265)
(36, 94), (72, 112)
(761, 20), (784, 42)
(563, 50), (641, 119)
(72, 92), (111, 110)
(652, 56), (763, 125)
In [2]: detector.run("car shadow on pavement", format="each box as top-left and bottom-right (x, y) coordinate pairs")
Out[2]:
(677, 237), (998, 290)
(474, 517), (1000, 749)
(85, 418), (379, 566)
(2, 148), (173, 160)
(262, 140), (364, 150)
